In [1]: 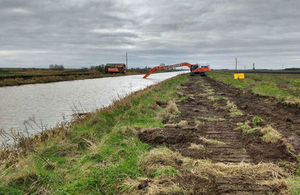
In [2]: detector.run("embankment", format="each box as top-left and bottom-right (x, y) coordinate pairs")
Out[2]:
(0, 74), (187, 194)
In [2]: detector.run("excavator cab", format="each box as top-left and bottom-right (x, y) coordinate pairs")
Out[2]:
(190, 64), (208, 76)
(190, 64), (199, 71)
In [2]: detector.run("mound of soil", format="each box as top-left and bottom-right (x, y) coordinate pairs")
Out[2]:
(139, 128), (198, 146)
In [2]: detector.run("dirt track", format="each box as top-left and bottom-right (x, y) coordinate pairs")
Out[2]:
(206, 77), (300, 153)
(139, 76), (299, 194)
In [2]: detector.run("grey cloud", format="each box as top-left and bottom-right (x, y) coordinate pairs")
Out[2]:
(0, 0), (300, 69)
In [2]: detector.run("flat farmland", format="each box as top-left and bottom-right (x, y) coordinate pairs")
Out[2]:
(1, 74), (299, 194)
(208, 71), (300, 105)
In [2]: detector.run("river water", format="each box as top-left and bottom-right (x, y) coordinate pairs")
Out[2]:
(0, 71), (187, 144)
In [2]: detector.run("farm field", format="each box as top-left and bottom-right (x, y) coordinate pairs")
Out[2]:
(0, 74), (299, 194)
(208, 71), (300, 105)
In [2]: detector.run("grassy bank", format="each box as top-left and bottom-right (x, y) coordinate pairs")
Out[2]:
(207, 71), (300, 105)
(0, 74), (187, 194)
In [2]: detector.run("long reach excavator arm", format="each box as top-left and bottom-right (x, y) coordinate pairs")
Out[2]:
(143, 62), (210, 78)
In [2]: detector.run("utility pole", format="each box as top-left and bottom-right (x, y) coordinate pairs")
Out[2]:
(235, 57), (238, 70)
(126, 52), (128, 69)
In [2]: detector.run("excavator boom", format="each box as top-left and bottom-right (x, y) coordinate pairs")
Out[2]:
(143, 62), (210, 78)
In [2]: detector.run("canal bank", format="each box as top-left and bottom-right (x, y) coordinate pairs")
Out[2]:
(0, 71), (187, 145)
(0, 74), (188, 194)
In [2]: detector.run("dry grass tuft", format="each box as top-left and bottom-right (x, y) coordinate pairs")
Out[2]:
(123, 147), (290, 194)
(175, 91), (184, 97)
(124, 148), (185, 194)
(188, 143), (205, 151)
(157, 100), (180, 121)
(208, 96), (226, 102)
(182, 158), (289, 180)
(177, 120), (188, 127)
(235, 122), (296, 155)
(166, 101), (180, 115)
(163, 123), (177, 128)
(163, 120), (188, 128)
(283, 96), (300, 106)
(204, 87), (214, 95)
(142, 148), (289, 179)
(10, 172), (39, 186)
(145, 177), (184, 195)
(122, 176), (184, 195)
(260, 125), (283, 144)
(235, 121), (259, 134)
(0, 148), (21, 169)
(258, 179), (289, 193)
(198, 116), (226, 122)
(0, 155), (38, 187)
(199, 137), (226, 145)
(0, 121), (72, 169)
(226, 100), (243, 117)
(260, 126), (296, 155)
(140, 148), (182, 177)
(194, 120), (203, 128)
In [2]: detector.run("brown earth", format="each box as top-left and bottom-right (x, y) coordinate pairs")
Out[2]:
(205, 77), (300, 153)
(138, 75), (299, 194)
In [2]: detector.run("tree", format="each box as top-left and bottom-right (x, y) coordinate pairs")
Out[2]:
(49, 64), (64, 70)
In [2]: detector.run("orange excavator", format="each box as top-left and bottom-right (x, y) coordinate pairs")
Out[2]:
(143, 62), (211, 78)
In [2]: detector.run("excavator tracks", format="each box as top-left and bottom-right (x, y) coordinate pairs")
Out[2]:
(139, 76), (298, 194)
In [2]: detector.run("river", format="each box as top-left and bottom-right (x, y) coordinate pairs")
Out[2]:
(0, 71), (187, 145)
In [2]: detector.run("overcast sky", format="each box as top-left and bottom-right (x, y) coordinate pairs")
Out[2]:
(1, 0), (300, 69)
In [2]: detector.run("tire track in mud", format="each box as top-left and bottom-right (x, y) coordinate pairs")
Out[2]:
(205, 76), (300, 153)
(174, 80), (253, 164)
(138, 76), (298, 194)
(140, 76), (297, 164)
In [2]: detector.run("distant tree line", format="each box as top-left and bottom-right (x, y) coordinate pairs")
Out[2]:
(90, 64), (105, 72)
(47, 63), (172, 73)
(49, 64), (64, 70)
(284, 68), (300, 71)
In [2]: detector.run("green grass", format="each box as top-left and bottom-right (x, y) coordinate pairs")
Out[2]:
(252, 115), (262, 127)
(235, 121), (258, 134)
(0, 75), (188, 194)
(296, 155), (300, 177)
(0, 72), (12, 76)
(153, 166), (178, 178)
(207, 71), (300, 104)
(288, 178), (300, 195)
(209, 96), (225, 101)
(287, 155), (300, 194)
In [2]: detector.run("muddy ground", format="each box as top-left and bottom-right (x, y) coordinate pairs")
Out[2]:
(138, 76), (299, 194)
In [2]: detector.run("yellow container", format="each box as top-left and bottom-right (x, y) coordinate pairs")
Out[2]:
(234, 73), (245, 79)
